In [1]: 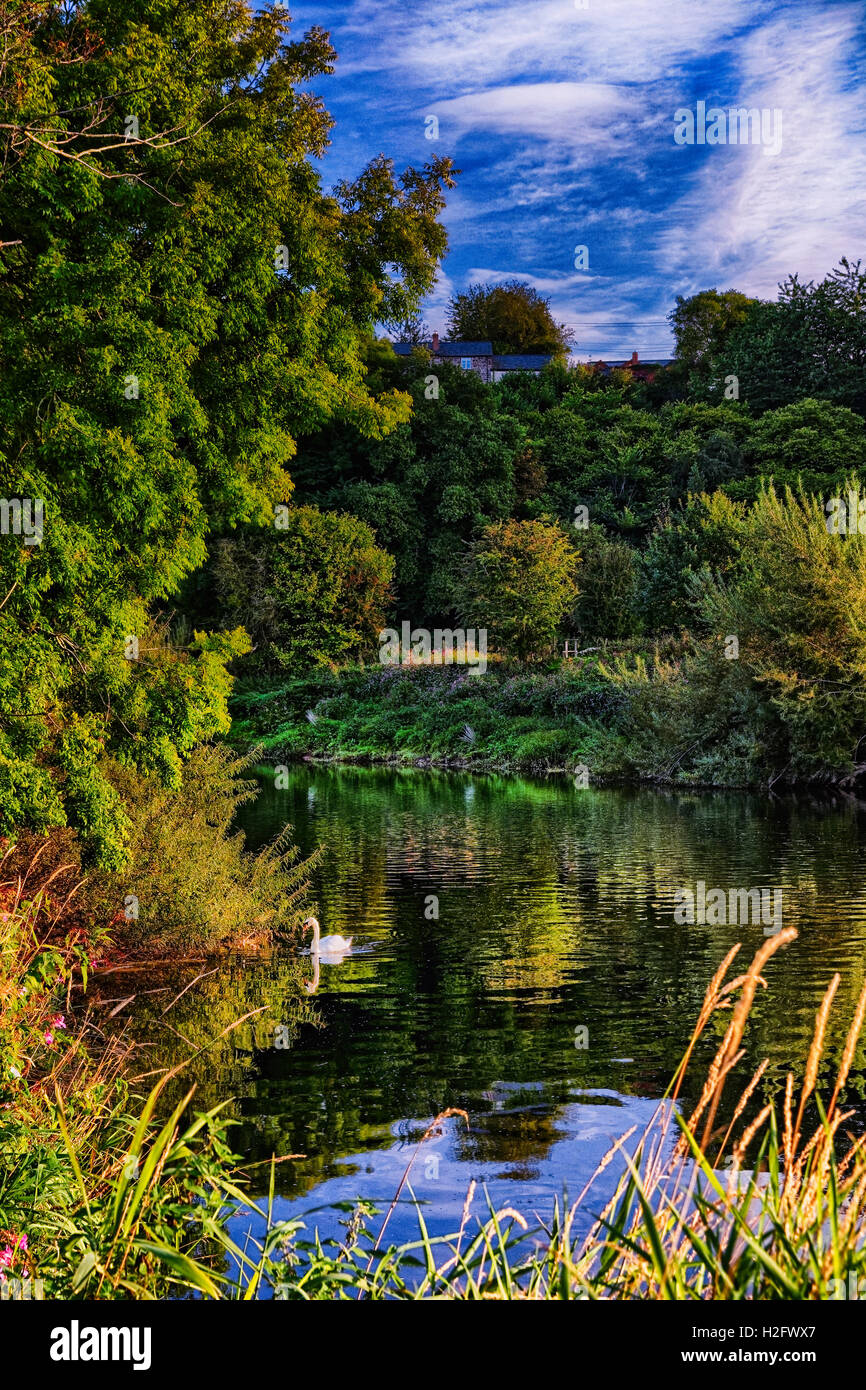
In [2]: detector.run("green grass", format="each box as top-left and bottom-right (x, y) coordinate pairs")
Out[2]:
(229, 656), (635, 776)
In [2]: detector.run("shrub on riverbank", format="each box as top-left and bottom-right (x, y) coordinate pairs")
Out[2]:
(0, 743), (317, 962)
(229, 651), (637, 775)
(603, 481), (866, 785)
(107, 746), (316, 954)
(695, 481), (866, 777)
(457, 517), (579, 660)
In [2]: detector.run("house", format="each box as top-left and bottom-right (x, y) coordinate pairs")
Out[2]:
(391, 333), (553, 383)
(589, 351), (675, 383)
(392, 333), (494, 382)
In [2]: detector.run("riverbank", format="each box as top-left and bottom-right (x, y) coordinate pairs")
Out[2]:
(229, 648), (648, 778)
(229, 644), (861, 790)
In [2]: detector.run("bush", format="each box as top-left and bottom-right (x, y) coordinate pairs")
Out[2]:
(502, 727), (574, 767)
(108, 745), (315, 953)
(695, 480), (866, 776)
(639, 492), (745, 633)
(572, 526), (641, 639)
(212, 506), (394, 674)
(458, 518), (579, 660)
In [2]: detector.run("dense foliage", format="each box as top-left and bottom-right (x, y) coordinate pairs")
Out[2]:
(211, 506), (394, 673)
(0, 0), (452, 864)
(446, 279), (572, 356)
(697, 260), (866, 414)
(458, 518), (578, 661)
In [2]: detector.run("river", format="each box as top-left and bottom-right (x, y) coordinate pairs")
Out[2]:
(123, 764), (866, 1262)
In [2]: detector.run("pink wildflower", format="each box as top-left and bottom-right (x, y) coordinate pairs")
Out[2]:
(0, 1235), (27, 1271)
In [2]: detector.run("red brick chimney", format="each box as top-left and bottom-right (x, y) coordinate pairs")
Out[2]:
(432, 332), (440, 352)
(631, 350), (639, 365)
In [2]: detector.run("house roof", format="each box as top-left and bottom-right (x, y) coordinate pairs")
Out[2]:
(435, 340), (493, 357)
(392, 339), (493, 357)
(493, 354), (552, 371)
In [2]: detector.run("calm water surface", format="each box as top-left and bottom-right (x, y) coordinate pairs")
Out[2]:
(125, 766), (866, 1255)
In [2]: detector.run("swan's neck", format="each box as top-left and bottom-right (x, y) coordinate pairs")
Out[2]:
(311, 919), (320, 955)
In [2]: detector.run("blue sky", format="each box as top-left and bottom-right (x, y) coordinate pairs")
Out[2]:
(287, 0), (866, 360)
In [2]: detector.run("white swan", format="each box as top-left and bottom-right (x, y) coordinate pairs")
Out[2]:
(303, 916), (353, 959)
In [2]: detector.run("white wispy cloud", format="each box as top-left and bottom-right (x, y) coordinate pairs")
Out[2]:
(297, 0), (865, 346)
(333, 0), (762, 86)
(422, 82), (632, 148)
(656, 5), (866, 297)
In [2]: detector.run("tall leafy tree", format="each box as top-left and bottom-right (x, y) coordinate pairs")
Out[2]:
(458, 518), (578, 661)
(741, 399), (866, 500)
(0, 0), (454, 861)
(668, 288), (758, 381)
(533, 393), (672, 536)
(572, 526), (640, 639)
(447, 280), (572, 356)
(719, 260), (866, 414)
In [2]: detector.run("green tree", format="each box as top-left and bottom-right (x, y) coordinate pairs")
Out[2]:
(447, 280), (572, 356)
(668, 288), (758, 382)
(719, 260), (866, 414)
(391, 314), (430, 345)
(535, 397), (671, 536)
(212, 507), (395, 672)
(293, 358), (521, 621)
(640, 493), (746, 632)
(738, 398), (866, 500)
(0, 0), (452, 860)
(657, 401), (755, 499)
(572, 527), (640, 639)
(694, 482), (866, 774)
(459, 518), (578, 661)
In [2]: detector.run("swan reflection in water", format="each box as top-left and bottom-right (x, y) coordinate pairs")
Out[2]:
(301, 916), (354, 994)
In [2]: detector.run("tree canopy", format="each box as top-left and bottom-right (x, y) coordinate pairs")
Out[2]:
(0, 0), (453, 862)
(719, 260), (866, 414)
(212, 506), (395, 672)
(447, 280), (572, 356)
(458, 518), (579, 661)
(668, 288), (758, 380)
